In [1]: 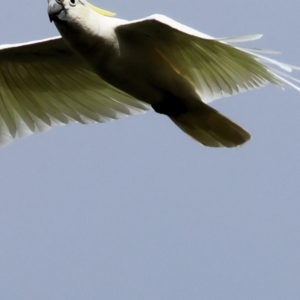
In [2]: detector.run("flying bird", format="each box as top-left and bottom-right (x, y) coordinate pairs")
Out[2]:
(0, 0), (299, 148)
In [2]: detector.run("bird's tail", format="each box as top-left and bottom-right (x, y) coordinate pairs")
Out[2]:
(169, 101), (251, 148)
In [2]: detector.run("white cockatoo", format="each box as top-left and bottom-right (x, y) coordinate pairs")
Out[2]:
(0, 0), (299, 148)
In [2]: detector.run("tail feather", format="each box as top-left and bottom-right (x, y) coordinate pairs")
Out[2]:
(170, 102), (250, 148)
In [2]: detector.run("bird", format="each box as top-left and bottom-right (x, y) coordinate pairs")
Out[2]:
(0, 1), (299, 148)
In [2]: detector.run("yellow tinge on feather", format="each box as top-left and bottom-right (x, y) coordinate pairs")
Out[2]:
(86, 2), (116, 17)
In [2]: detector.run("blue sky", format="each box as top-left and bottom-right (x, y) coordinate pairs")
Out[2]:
(0, 0), (300, 299)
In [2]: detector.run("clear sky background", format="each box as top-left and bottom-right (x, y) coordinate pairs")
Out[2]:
(0, 0), (299, 299)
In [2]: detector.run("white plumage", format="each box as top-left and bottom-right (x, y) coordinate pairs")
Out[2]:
(0, 0), (299, 147)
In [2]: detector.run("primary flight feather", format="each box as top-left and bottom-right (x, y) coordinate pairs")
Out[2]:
(0, 0), (299, 147)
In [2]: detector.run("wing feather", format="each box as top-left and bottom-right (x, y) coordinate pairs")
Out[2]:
(0, 37), (150, 146)
(6, 62), (52, 129)
(116, 14), (300, 103)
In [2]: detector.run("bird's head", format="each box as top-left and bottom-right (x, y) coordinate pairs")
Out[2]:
(47, 0), (115, 24)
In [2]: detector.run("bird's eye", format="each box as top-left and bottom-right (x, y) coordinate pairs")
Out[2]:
(70, 0), (76, 6)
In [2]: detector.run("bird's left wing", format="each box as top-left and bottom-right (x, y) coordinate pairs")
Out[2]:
(116, 14), (300, 103)
(0, 37), (149, 146)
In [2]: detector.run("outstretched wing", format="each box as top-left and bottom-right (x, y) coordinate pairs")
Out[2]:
(0, 37), (149, 146)
(116, 14), (300, 103)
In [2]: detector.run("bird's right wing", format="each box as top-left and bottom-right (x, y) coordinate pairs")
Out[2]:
(0, 37), (149, 146)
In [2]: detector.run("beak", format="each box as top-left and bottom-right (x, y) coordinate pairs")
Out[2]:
(48, 0), (66, 23)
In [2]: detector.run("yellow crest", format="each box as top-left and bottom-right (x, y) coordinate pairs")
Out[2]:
(86, 2), (116, 17)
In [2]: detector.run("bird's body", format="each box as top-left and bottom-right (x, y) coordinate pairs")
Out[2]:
(54, 11), (253, 148)
(0, 0), (299, 147)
